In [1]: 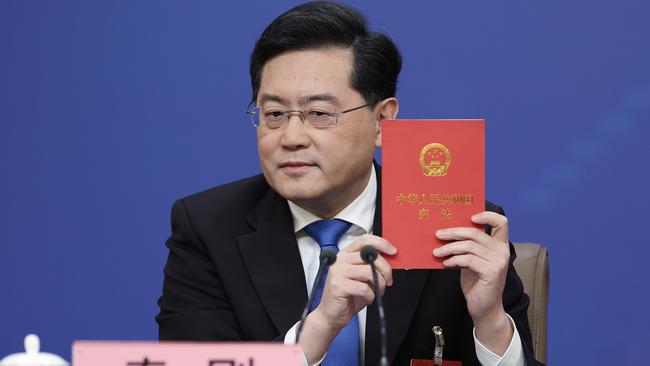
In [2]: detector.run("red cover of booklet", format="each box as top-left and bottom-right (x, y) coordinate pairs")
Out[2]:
(381, 119), (485, 269)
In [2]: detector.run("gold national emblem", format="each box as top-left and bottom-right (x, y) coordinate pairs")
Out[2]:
(419, 143), (451, 176)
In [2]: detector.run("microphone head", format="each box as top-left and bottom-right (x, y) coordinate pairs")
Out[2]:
(319, 249), (337, 265)
(361, 245), (379, 263)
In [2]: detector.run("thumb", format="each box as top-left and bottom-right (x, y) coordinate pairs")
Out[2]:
(471, 211), (509, 243)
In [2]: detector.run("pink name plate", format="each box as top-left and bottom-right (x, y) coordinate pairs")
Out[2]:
(72, 341), (302, 366)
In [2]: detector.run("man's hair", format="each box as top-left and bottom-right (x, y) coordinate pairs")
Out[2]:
(250, 1), (402, 106)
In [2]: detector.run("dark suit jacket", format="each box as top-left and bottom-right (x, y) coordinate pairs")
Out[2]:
(156, 170), (543, 366)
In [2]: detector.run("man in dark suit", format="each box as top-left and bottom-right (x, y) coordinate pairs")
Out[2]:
(157, 2), (542, 365)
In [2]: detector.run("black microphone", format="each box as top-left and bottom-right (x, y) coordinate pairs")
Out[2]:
(295, 249), (337, 343)
(361, 245), (389, 366)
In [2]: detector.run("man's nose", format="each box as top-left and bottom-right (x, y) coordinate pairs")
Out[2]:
(280, 114), (310, 149)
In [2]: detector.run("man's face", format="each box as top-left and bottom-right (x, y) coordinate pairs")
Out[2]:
(256, 47), (381, 218)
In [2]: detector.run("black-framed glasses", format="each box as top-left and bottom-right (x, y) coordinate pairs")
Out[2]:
(246, 103), (369, 129)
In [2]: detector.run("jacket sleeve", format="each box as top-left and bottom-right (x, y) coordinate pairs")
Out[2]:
(156, 199), (243, 340)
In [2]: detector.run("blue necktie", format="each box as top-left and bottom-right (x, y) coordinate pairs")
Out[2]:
(303, 219), (359, 366)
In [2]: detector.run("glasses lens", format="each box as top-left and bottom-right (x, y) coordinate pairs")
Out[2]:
(260, 107), (286, 129)
(248, 106), (340, 129)
(305, 109), (336, 128)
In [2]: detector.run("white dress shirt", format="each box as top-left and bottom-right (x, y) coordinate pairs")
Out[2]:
(283, 166), (525, 366)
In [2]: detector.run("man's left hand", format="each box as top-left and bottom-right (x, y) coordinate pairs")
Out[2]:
(432, 211), (513, 355)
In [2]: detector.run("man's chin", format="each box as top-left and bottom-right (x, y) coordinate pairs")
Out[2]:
(276, 187), (321, 204)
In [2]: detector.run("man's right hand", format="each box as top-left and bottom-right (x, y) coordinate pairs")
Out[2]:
(298, 234), (396, 364)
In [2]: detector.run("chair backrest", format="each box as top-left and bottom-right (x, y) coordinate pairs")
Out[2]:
(512, 243), (549, 365)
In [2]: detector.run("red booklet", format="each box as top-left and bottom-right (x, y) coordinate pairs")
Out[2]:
(381, 119), (485, 269)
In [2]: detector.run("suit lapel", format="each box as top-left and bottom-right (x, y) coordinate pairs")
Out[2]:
(236, 188), (307, 334)
(366, 164), (430, 365)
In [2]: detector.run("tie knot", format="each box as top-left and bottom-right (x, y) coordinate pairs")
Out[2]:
(303, 219), (352, 252)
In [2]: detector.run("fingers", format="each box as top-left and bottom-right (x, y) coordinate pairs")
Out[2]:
(320, 252), (388, 319)
(338, 233), (395, 286)
(433, 228), (509, 263)
(432, 240), (491, 261)
(316, 275), (377, 330)
(436, 227), (492, 247)
(314, 234), (396, 330)
(372, 255), (393, 287)
(436, 211), (508, 243)
(440, 253), (488, 272)
(472, 211), (508, 243)
(329, 266), (386, 298)
(321, 234), (394, 311)
(470, 211), (508, 228)
(328, 277), (377, 305)
(344, 264), (387, 291)
(433, 211), (510, 269)
(334, 251), (392, 288)
(343, 234), (397, 256)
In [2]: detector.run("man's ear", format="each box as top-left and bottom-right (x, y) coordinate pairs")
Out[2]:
(373, 97), (399, 148)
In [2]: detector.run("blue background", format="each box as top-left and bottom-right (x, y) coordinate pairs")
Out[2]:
(1, 1), (649, 364)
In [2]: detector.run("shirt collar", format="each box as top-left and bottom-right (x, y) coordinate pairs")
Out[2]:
(287, 165), (376, 235)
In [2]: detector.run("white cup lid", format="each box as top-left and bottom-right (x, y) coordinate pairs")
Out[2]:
(0, 334), (69, 366)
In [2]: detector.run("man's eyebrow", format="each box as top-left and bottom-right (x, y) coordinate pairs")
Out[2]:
(259, 94), (288, 105)
(258, 93), (341, 105)
(302, 94), (340, 104)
